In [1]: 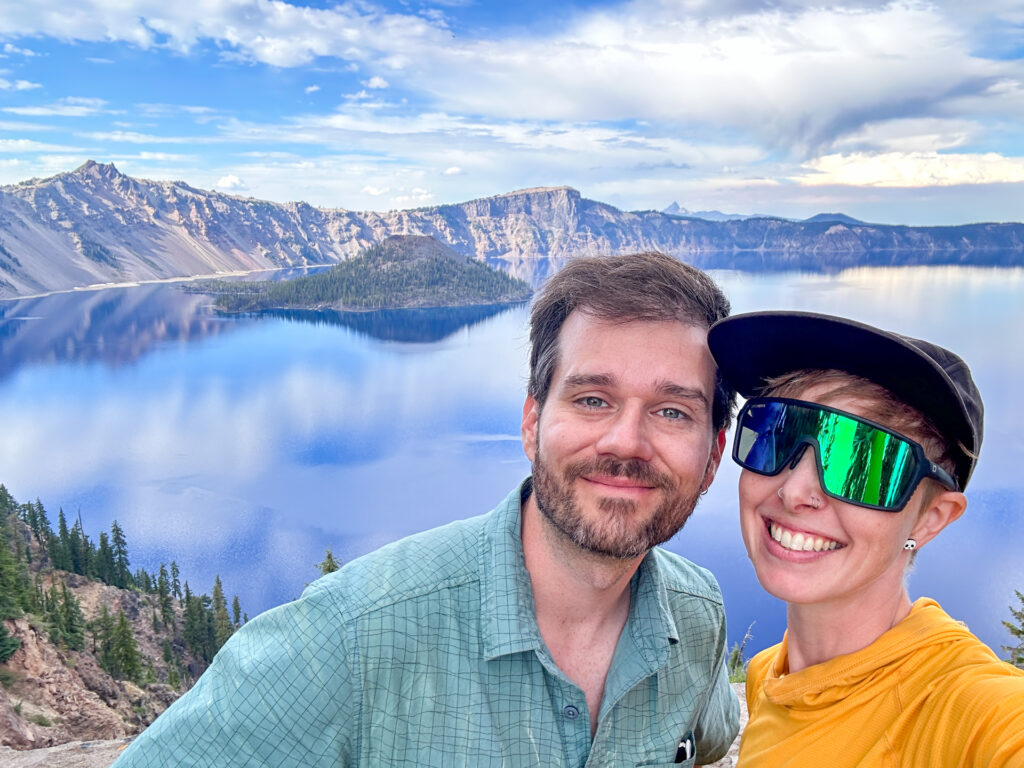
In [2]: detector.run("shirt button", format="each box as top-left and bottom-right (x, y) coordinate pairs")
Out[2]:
(563, 705), (580, 719)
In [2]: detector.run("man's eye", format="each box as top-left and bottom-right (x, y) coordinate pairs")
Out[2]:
(579, 396), (606, 408)
(659, 407), (688, 420)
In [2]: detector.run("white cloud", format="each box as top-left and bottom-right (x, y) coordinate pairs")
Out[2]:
(3, 96), (108, 117)
(0, 78), (42, 90)
(794, 151), (1024, 187)
(361, 184), (389, 196)
(0, 138), (85, 152)
(0, 119), (54, 132)
(2, 42), (37, 56)
(0, 1), (1018, 159)
(215, 173), (247, 191)
(443, 166), (462, 175)
(79, 130), (197, 143)
(304, 84), (320, 94)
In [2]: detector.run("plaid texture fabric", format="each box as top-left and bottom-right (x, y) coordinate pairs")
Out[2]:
(114, 480), (738, 767)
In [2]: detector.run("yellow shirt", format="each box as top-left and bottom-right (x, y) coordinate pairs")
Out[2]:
(741, 598), (1024, 767)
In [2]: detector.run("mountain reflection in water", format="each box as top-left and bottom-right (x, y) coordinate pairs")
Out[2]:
(0, 272), (524, 378)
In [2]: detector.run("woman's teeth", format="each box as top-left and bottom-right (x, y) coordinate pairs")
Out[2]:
(769, 521), (840, 552)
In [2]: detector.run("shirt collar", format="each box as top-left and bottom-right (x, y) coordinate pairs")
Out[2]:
(480, 477), (679, 665)
(480, 478), (543, 660)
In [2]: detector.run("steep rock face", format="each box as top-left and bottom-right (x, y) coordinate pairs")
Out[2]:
(0, 617), (128, 748)
(1, 162), (1023, 299)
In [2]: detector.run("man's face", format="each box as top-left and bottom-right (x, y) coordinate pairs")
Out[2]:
(521, 312), (725, 560)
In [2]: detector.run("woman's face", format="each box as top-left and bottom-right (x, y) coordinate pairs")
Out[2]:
(738, 384), (927, 609)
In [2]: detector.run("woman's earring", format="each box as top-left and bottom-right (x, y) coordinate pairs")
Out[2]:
(903, 539), (917, 551)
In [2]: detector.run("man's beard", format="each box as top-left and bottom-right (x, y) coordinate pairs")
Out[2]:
(531, 447), (705, 560)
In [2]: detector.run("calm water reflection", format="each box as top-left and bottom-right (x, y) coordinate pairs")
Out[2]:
(0, 265), (1021, 657)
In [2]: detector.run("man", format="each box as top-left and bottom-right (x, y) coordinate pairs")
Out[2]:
(114, 251), (740, 767)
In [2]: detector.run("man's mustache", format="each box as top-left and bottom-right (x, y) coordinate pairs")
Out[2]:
(562, 456), (674, 491)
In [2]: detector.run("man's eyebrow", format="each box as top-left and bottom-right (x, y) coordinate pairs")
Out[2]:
(562, 375), (710, 405)
(562, 373), (614, 389)
(657, 382), (710, 406)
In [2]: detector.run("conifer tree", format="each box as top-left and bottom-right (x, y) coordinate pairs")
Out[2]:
(0, 621), (19, 662)
(211, 576), (233, 651)
(1003, 589), (1024, 668)
(317, 548), (340, 575)
(110, 521), (131, 588)
(158, 564), (174, 627)
(232, 595), (241, 627)
(59, 582), (85, 651)
(0, 514), (25, 619)
(94, 531), (115, 585)
(109, 610), (142, 681)
(55, 508), (72, 571)
(170, 561), (181, 600)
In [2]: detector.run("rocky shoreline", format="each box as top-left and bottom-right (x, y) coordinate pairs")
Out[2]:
(1, 684), (747, 767)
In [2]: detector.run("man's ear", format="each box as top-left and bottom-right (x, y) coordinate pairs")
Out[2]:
(522, 395), (539, 463)
(701, 428), (727, 494)
(910, 489), (967, 548)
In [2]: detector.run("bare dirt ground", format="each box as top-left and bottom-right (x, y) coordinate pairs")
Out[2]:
(1, 684), (747, 767)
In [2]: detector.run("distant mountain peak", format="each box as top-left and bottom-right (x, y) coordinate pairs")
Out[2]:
(73, 160), (124, 180)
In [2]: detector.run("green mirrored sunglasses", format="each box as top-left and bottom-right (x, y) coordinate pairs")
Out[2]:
(733, 397), (958, 511)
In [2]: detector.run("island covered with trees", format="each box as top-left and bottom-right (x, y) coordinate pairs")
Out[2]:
(189, 235), (532, 313)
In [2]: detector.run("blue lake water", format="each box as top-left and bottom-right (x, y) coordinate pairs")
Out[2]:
(1, 265), (1022, 658)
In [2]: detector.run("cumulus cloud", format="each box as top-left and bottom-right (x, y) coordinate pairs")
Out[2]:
(216, 173), (247, 191)
(443, 166), (462, 175)
(0, 0), (1016, 159)
(0, 78), (42, 90)
(2, 42), (38, 56)
(795, 151), (1024, 187)
(304, 84), (320, 94)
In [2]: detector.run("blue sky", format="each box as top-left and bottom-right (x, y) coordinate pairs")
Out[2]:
(0, 0), (1022, 224)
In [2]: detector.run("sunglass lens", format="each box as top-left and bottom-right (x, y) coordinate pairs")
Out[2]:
(736, 400), (920, 510)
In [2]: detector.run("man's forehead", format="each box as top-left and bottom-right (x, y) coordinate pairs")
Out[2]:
(553, 314), (717, 394)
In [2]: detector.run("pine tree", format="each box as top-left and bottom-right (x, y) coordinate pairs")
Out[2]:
(211, 576), (233, 651)
(232, 595), (241, 627)
(317, 548), (341, 575)
(94, 532), (115, 585)
(170, 561), (181, 600)
(1003, 589), (1024, 667)
(109, 521), (130, 588)
(109, 610), (142, 681)
(54, 508), (71, 571)
(59, 583), (85, 651)
(0, 621), (19, 662)
(0, 513), (25, 619)
(158, 564), (174, 627)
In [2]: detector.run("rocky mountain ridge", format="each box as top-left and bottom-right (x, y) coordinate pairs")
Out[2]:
(1, 161), (1022, 299)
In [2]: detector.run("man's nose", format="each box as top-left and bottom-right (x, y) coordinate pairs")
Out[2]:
(594, 404), (654, 462)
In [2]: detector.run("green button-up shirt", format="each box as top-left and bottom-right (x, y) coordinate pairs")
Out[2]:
(114, 480), (739, 767)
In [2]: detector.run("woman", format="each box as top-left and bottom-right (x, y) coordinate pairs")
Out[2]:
(707, 310), (1024, 767)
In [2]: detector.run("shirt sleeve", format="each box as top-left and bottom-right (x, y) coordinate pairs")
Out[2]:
(954, 670), (1024, 768)
(112, 585), (360, 768)
(693, 618), (741, 764)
